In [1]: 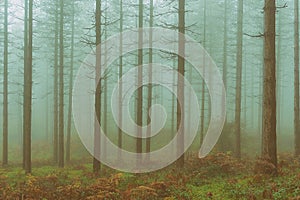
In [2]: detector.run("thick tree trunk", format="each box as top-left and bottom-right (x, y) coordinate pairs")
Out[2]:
(262, 0), (277, 171)
(58, 0), (64, 168)
(3, 0), (8, 166)
(24, 0), (33, 174)
(294, 0), (300, 156)
(176, 0), (185, 168)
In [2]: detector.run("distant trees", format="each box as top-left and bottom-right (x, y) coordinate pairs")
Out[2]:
(262, 0), (277, 171)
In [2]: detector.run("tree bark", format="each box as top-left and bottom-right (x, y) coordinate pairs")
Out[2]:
(262, 0), (277, 171)
(24, 0), (33, 174)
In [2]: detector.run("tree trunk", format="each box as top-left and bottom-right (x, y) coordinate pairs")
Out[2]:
(294, 0), (300, 156)
(235, 0), (243, 159)
(136, 0), (143, 167)
(219, 0), (228, 152)
(146, 0), (154, 161)
(66, 0), (75, 163)
(262, 0), (277, 171)
(2, 0), (9, 166)
(93, 0), (102, 174)
(176, 0), (185, 168)
(24, 0), (33, 174)
(23, 0), (28, 169)
(58, 0), (64, 168)
(200, 0), (206, 145)
(118, 0), (123, 162)
(53, 0), (59, 164)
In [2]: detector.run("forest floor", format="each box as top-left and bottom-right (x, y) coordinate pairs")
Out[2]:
(0, 152), (300, 200)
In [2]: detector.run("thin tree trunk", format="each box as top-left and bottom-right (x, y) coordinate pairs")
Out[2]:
(66, 0), (75, 163)
(93, 0), (102, 174)
(294, 0), (300, 156)
(219, 0), (228, 152)
(58, 0), (64, 168)
(24, 0), (33, 174)
(2, 0), (9, 166)
(136, 0), (143, 167)
(53, 0), (59, 164)
(200, 0), (206, 145)
(262, 0), (277, 170)
(146, 0), (154, 161)
(118, 0), (123, 162)
(176, 0), (185, 168)
(23, 0), (28, 169)
(235, 0), (243, 159)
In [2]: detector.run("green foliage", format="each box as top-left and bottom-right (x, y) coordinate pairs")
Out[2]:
(0, 153), (300, 199)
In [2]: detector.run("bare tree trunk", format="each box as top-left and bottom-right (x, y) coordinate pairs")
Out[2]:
(262, 0), (277, 171)
(23, 0), (28, 169)
(66, 0), (75, 163)
(200, 0), (206, 145)
(219, 0), (228, 152)
(24, 0), (33, 174)
(294, 0), (300, 156)
(93, 0), (102, 174)
(118, 0), (123, 162)
(176, 0), (185, 168)
(235, 0), (243, 159)
(2, 0), (8, 166)
(53, 0), (59, 164)
(136, 0), (143, 167)
(58, 0), (64, 168)
(146, 0), (154, 161)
